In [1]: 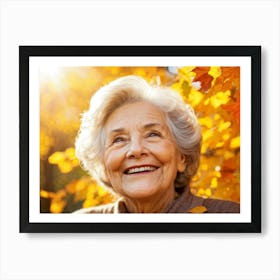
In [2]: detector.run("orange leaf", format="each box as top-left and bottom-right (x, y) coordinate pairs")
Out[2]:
(187, 206), (208, 213)
(192, 67), (213, 93)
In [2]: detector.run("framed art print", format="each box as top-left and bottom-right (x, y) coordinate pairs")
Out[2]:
(19, 46), (261, 233)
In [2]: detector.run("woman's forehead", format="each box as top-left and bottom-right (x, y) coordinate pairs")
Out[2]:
(104, 101), (167, 131)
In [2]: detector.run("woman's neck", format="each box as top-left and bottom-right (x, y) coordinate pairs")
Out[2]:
(123, 187), (176, 213)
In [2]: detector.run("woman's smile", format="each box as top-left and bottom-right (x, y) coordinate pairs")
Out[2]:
(103, 101), (186, 200)
(124, 165), (159, 175)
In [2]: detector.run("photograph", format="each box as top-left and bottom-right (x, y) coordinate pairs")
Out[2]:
(19, 46), (261, 232)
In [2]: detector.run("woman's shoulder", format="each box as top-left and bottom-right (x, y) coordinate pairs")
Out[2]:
(166, 189), (240, 213)
(201, 197), (240, 213)
(186, 193), (240, 213)
(73, 203), (115, 213)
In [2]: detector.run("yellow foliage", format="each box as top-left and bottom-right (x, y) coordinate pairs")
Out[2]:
(224, 151), (234, 160)
(48, 147), (79, 173)
(222, 133), (231, 141)
(178, 67), (196, 83)
(218, 121), (231, 132)
(59, 161), (74, 174)
(201, 143), (208, 154)
(210, 90), (231, 108)
(205, 188), (212, 197)
(215, 142), (224, 148)
(210, 178), (218, 188)
(48, 152), (65, 164)
(188, 89), (204, 107)
(97, 185), (108, 196)
(50, 200), (66, 213)
(40, 190), (55, 199)
(201, 164), (208, 171)
(199, 117), (213, 129)
(208, 66), (222, 79)
(230, 136), (240, 149)
(65, 147), (76, 159)
(196, 188), (212, 198)
(40, 131), (54, 158)
(48, 189), (67, 213)
(213, 170), (221, 178)
(202, 129), (214, 142)
(214, 114), (221, 121)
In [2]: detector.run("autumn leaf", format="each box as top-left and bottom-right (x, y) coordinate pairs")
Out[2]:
(210, 90), (231, 108)
(187, 205), (208, 213)
(208, 66), (222, 79)
(192, 67), (214, 93)
(230, 136), (240, 149)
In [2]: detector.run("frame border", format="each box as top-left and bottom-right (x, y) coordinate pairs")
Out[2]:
(19, 46), (261, 233)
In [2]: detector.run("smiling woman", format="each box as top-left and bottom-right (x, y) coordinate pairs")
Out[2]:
(74, 75), (240, 213)
(102, 102), (186, 213)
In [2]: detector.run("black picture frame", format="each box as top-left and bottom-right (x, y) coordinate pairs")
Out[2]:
(19, 46), (261, 233)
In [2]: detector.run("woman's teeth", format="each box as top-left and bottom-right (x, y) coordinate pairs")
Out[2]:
(126, 166), (157, 174)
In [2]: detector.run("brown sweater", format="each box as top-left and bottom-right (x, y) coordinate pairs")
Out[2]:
(74, 188), (240, 214)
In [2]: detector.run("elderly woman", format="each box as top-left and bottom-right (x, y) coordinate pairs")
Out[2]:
(75, 75), (240, 213)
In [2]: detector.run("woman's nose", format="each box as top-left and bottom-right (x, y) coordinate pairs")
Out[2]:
(126, 137), (147, 159)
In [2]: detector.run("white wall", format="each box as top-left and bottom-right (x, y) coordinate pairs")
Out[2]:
(0, 0), (279, 279)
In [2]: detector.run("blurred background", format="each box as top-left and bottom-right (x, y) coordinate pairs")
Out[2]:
(40, 66), (240, 213)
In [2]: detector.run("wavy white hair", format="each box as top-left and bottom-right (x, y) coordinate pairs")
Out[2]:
(75, 75), (201, 194)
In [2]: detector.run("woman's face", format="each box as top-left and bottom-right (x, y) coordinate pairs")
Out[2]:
(103, 101), (186, 199)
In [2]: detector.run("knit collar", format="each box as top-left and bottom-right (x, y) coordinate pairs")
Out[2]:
(113, 187), (207, 213)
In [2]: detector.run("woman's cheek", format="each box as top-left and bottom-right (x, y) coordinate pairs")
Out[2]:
(151, 141), (176, 163)
(104, 148), (126, 173)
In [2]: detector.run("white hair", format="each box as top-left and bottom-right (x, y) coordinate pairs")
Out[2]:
(75, 75), (201, 194)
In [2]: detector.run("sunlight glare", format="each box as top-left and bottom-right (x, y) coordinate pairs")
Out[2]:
(40, 66), (64, 85)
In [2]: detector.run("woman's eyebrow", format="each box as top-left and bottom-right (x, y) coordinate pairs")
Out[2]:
(143, 122), (163, 129)
(107, 123), (163, 136)
(108, 128), (126, 135)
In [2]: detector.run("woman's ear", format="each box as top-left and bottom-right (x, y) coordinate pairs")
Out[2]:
(177, 153), (187, 173)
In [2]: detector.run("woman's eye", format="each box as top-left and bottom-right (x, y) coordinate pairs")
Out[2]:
(148, 131), (161, 137)
(112, 137), (125, 144)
